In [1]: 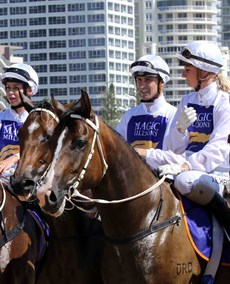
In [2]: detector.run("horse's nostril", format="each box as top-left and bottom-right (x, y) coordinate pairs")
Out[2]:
(22, 179), (35, 190)
(49, 190), (57, 203)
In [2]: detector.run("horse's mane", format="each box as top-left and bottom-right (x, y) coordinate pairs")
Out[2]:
(98, 115), (158, 176)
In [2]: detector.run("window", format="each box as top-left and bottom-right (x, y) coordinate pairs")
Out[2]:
(88, 26), (105, 34)
(30, 53), (47, 61)
(49, 40), (66, 48)
(69, 63), (87, 71)
(30, 41), (47, 49)
(87, 2), (104, 10)
(88, 38), (105, 46)
(89, 74), (106, 82)
(68, 15), (85, 24)
(49, 28), (66, 36)
(0, 8), (7, 16)
(70, 75), (87, 83)
(50, 88), (67, 96)
(88, 50), (105, 58)
(49, 52), (66, 60)
(50, 76), (67, 84)
(29, 6), (46, 13)
(10, 30), (27, 38)
(68, 3), (85, 11)
(68, 27), (85, 35)
(0, 19), (7, 27)
(30, 29), (46, 37)
(88, 14), (105, 23)
(69, 39), (86, 47)
(48, 5), (65, 13)
(69, 51), (86, 59)
(10, 18), (27, 26)
(29, 17), (46, 26)
(49, 17), (66, 25)
(50, 64), (67, 72)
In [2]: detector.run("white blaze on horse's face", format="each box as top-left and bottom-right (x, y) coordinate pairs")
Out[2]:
(36, 128), (67, 206)
(28, 121), (40, 134)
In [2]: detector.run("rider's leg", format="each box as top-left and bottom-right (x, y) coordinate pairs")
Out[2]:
(174, 171), (230, 238)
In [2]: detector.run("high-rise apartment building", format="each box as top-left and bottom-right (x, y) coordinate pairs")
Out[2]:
(135, 0), (230, 105)
(0, 0), (229, 109)
(222, 0), (230, 77)
(0, 0), (136, 111)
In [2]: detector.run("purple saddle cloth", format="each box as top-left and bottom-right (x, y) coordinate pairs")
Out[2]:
(181, 195), (230, 266)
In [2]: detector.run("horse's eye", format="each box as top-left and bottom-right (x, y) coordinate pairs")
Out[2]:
(71, 139), (87, 150)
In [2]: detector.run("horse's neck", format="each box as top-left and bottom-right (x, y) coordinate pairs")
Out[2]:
(94, 135), (161, 239)
(101, 134), (156, 199)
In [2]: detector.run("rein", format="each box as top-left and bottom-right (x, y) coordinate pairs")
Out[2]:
(58, 113), (181, 244)
(66, 113), (166, 204)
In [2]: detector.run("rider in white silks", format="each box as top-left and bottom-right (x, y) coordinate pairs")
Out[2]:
(145, 41), (230, 238)
(0, 63), (38, 183)
(116, 54), (176, 152)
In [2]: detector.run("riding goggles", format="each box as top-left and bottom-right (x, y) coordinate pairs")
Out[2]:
(4, 67), (36, 84)
(131, 61), (170, 76)
(180, 48), (222, 68)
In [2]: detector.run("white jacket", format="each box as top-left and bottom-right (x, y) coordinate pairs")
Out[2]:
(116, 95), (176, 150)
(147, 82), (230, 173)
(0, 108), (29, 175)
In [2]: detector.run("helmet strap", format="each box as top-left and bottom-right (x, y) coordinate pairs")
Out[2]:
(195, 69), (216, 91)
(11, 88), (30, 110)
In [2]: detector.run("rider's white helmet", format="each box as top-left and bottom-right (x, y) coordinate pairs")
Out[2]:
(130, 54), (170, 84)
(176, 41), (223, 74)
(1, 63), (39, 95)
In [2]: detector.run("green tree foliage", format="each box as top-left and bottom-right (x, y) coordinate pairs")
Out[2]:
(100, 83), (121, 129)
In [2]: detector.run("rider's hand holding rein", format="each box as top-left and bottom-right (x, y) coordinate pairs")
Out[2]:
(158, 162), (190, 177)
(0, 154), (19, 175)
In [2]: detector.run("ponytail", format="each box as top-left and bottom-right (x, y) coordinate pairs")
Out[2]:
(217, 74), (230, 92)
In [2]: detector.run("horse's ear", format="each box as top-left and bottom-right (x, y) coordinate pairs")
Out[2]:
(51, 94), (67, 117)
(80, 89), (91, 119)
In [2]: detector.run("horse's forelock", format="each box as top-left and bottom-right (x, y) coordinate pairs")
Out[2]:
(38, 101), (54, 112)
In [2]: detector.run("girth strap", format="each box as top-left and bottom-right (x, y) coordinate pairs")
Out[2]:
(106, 215), (181, 245)
(0, 211), (25, 247)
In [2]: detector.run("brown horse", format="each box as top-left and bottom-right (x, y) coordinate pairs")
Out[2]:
(10, 101), (105, 284)
(0, 180), (41, 284)
(35, 91), (230, 283)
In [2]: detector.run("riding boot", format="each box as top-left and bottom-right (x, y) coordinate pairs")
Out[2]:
(207, 192), (230, 239)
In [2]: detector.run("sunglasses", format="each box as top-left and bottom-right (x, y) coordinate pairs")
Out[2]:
(130, 60), (169, 76)
(180, 48), (222, 68)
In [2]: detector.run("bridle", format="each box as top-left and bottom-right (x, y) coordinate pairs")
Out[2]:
(67, 114), (108, 197)
(25, 108), (59, 199)
(53, 113), (181, 244)
(29, 107), (59, 123)
(66, 114), (166, 203)
(34, 111), (181, 244)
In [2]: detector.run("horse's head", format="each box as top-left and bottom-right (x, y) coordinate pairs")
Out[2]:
(10, 98), (72, 201)
(36, 90), (108, 217)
